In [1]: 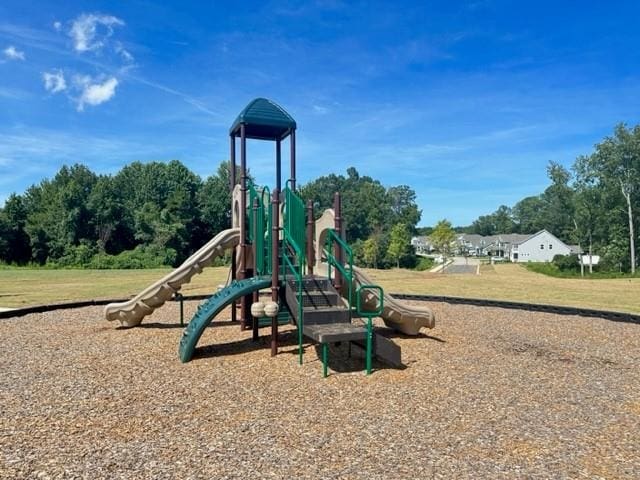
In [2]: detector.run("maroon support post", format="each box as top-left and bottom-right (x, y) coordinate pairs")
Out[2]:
(289, 129), (296, 190)
(271, 188), (280, 356)
(230, 135), (237, 323)
(276, 139), (282, 193)
(239, 124), (248, 330)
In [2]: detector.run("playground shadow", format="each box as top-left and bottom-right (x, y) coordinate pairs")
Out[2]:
(118, 320), (240, 330)
(376, 326), (446, 344)
(310, 342), (406, 374)
(193, 330), (300, 360)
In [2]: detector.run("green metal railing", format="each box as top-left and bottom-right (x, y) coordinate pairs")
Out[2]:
(284, 182), (306, 260)
(356, 284), (384, 375)
(282, 183), (307, 365)
(325, 229), (354, 318)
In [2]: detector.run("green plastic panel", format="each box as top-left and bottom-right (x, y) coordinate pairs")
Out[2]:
(178, 276), (272, 363)
(230, 98), (296, 140)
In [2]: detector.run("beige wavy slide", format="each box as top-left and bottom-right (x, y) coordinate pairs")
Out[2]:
(104, 228), (240, 327)
(352, 266), (435, 335)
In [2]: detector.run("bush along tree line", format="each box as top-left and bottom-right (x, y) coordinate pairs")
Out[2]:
(0, 163), (422, 269)
(0, 160), (236, 268)
(461, 124), (640, 274)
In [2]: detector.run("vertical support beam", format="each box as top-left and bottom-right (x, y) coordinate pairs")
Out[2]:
(271, 188), (280, 357)
(230, 135), (237, 323)
(306, 200), (315, 275)
(333, 192), (343, 292)
(239, 124), (248, 330)
(276, 139), (282, 193)
(322, 343), (328, 378)
(290, 129), (296, 191)
(252, 198), (259, 342)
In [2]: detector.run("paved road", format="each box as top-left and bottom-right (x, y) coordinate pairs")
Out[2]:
(442, 256), (479, 274)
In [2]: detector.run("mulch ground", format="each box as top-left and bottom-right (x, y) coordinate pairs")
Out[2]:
(1, 300), (639, 479)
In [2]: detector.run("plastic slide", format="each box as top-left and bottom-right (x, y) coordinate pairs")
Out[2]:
(104, 227), (240, 327)
(352, 266), (435, 335)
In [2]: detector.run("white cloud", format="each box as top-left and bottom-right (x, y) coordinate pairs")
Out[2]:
(115, 42), (134, 62)
(313, 104), (329, 115)
(75, 76), (118, 111)
(43, 70), (67, 93)
(53, 21), (62, 31)
(69, 13), (124, 52)
(3, 45), (25, 60)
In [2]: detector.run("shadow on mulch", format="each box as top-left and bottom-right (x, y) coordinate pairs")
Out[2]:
(193, 330), (300, 359)
(310, 342), (405, 374)
(117, 320), (240, 330)
(374, 326), (447, 344)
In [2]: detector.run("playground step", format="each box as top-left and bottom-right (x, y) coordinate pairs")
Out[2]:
(285, 275), (350, 326)
(302, 306), (350, 326)
(303, 322), (367, 344)
(300, 290), (341, 309)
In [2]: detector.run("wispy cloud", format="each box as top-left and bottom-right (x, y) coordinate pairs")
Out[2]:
(3, 45), (25, 60)
(312, 104), (329, 115)
(43, 70), (67, 93)
(0, 86), (30, 99)
(69, 13), (124, 53)
(74, 75), (118, 111)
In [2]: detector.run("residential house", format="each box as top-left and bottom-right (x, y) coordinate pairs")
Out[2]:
(509, 230), (581, 263)
(411, 236), (433, 255)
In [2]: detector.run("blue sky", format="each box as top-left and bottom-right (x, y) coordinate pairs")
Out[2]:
(1, 1), (639, 226)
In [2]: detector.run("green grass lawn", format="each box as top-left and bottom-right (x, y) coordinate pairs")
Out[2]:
(1, 263), (639, 315)
(362, 263), (640, 314)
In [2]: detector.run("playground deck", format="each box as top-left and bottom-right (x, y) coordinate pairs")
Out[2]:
(1, 301), (639, 479)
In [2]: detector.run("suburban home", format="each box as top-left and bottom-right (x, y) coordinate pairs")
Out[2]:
(508, 230), (581, 263)
(417, 229), (581, 263)
(410, 236), (433, 254)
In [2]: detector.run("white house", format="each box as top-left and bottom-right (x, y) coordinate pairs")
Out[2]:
(411, 236), (433, 254)
(509, 230), (577, 263)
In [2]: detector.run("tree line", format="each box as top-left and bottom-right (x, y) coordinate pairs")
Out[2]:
(0, 162), (422, 269)
(463, 124), (639, 273)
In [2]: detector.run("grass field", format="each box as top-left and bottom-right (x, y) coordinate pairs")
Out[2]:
(0, 267), (229, 308)
(0, 263), (639, 314)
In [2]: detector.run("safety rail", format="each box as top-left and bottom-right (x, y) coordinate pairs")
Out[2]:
(325, 229), (354, 318)
(247, 180), (271, 275)
(356, 284), (384, 375)
(281, 182), (308, 365)
(284, 182), (306, 260)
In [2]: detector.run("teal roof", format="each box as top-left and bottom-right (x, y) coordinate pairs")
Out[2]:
(230, 98), (296, 140)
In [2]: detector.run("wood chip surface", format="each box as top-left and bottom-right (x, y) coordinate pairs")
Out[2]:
(1, 301), (639, 479)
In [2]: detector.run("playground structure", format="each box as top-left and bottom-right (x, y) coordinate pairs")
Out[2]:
(105, 98), (435, 375)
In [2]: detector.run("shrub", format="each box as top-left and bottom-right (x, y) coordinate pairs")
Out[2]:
(552, 254), (580, 272)
(415, 257), (434, 271)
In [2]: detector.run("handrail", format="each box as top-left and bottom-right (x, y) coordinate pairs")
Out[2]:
(247, 180), (271, 275)
(284, 185), (306, 266)
(355, 284), (384, 375)
(325, 229), (354, 316)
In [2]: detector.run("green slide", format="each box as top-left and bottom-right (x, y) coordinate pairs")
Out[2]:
(179, 276), (272, 363)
